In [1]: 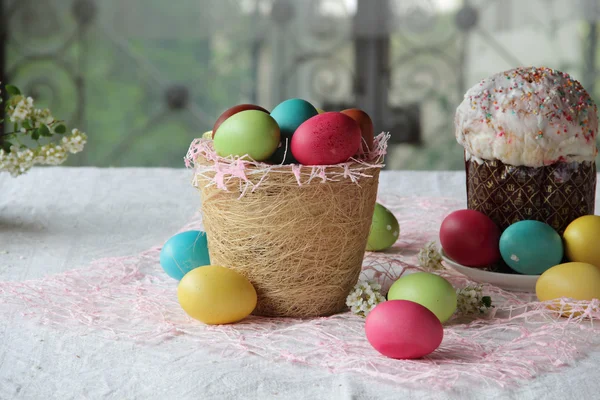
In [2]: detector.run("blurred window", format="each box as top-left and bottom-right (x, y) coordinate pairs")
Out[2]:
(3, 0), (598, 169)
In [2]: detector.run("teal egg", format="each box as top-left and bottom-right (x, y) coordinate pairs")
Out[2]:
(160, 230), (211, 280)
(213, 110), (280, 161)
(499, 220), (563, 275)
(270, 99), (318, 138)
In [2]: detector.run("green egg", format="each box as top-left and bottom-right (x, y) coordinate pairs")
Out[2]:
(387, 272), (457, 323)
(213, 110), (280, 161)
(366, 203), (400, 251)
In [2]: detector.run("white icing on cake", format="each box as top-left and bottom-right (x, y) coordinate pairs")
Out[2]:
(455, 67), (598, 167)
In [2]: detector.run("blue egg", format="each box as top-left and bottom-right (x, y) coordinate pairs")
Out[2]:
(499, 220), (563, 275)
(270, 98), (318, 138)
(160, 230), (210, 280)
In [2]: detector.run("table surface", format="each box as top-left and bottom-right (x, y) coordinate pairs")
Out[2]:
(1, 167), (598, 400)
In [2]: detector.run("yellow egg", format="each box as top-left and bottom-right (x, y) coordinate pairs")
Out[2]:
(202, 130), (213, 139)
(316, 108), (325, 114)
(177, 266), (257, 325)
(536, 262), (600, 302)
(563, 215), (600, 266)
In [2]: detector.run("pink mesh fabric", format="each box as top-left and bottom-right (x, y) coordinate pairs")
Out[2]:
(1, 196), (599, 389)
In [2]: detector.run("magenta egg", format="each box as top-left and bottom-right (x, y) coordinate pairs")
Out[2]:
(365, 300), (443, 359)
(439, 209), (501, 267)
(290, 112), (361, 165)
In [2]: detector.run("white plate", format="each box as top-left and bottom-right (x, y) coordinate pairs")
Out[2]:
(440, 248), (539, 293)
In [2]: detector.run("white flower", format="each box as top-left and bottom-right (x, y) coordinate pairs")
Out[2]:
(33, 108), (55, 125)
(8, 96), (34, 123)
(0, 147), (35, 177)
(31, 143), (67, 165)
(456, 285), (493, 316)
(418, 241), (444, 271)
(61, 129), (87, 153)
(346, 280), (386, 317)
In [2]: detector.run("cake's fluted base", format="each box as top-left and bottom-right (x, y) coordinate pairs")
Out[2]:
(466, 159), (596, 235)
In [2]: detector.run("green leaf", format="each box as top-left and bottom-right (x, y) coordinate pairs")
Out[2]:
(38, 124), (51, 137)
(1, 140), (13, 152)
(31, 130), (40, 140)
(54, 124), (67, 134)
(5, 85), (21, 96)
(482, 296), (492, 308)
(22, 120), (32, 130)
(13, 122), (18, 132)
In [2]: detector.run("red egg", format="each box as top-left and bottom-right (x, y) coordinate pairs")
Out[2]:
(439, 209), (501, 267)
(341, 108), (374, 155)
(365, 300), (443, 359)
(213, 104), (269, 138)
(290, 112), (361, 165)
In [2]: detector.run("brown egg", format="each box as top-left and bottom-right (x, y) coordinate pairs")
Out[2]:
(213, 104), (269, 138)
(341, 108), (374, 155)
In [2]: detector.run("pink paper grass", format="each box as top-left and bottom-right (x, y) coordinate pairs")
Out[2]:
(1, 196), (599, 389)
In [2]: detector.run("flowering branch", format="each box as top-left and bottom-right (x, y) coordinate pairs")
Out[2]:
(346, 280), (386, 317)
(418, 241), (444, 271)
(0, 84), (87, 177)
(1, 119), (65, 137)
(456, 285), (494, 316)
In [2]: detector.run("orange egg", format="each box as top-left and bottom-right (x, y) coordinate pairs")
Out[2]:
(341, 108), (374, 155)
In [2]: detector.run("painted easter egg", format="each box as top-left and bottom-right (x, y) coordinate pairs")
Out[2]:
(500, 220), (563, 275)
(291, 112), (362, 165)
(536, 262), (600, 302)
(177, 266), (257, 325)
(341, 108), (374, 155)
(159, 230), (211, 280)
(365, 300), (443, 359)
(366, 203), (400, 251)
(270, 98), (318, 139)
(212, 104), (269, 139)
(439, 209), (501, 267)
(268, 138), (297, 165)
(316, 108), (325, 114)
(387, 272), (457, 323)
(213, 110), (280, 161)
(563, 215), (600, 266)
(202, 130), (213, 140)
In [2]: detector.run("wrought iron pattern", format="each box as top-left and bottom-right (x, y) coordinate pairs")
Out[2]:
(2, 0), (599, 169)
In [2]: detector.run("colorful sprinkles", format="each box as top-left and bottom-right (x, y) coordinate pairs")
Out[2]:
(464, 66), (597, 142)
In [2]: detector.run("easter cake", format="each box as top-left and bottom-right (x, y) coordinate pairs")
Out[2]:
(455, 66), (598, 235)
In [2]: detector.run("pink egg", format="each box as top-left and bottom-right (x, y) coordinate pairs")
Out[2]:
(365, 300), (443, 359)
(290, 112), (361, 165)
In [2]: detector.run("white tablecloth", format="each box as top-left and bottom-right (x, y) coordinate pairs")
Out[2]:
(1, 167), (598, 400)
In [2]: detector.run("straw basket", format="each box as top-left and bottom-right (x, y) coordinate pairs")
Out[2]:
(186, 134), (388, 318)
